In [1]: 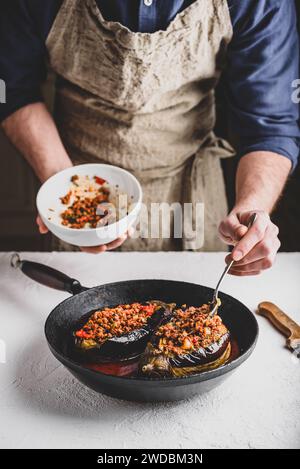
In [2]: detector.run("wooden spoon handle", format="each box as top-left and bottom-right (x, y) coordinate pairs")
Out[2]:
(257, 302), (300, 349)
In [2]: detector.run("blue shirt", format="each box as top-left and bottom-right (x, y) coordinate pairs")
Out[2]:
(0, 0), (299, 168)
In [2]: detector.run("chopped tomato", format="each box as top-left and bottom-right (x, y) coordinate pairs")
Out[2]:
(75, 330), (91, 339)
(94, 176), (106, 185)
(141, 305), (156, 316)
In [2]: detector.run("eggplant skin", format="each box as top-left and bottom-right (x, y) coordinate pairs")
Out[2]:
(74, 301), (175, 362)
(139, 332), (231, 378)
(170, 342), (231, 378)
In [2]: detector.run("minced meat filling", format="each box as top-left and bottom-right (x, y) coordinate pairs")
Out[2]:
(155, 304), (228, 356)
(60, 175), (110, 229)
(75, 303), (158, 345)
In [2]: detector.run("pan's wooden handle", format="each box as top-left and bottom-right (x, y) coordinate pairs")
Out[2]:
(257, 302), (300, 350)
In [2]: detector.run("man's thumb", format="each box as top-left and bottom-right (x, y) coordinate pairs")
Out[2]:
(36, 215), (49, 234)
(219, 213), (248, 244)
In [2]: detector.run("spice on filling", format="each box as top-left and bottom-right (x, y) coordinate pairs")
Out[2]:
(155, 304), (228, 356)
(75, 302), (159, 345)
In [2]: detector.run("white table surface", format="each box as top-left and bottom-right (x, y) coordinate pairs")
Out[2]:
(0, 251), (299, 449)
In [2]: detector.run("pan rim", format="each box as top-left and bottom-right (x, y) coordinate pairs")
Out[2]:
(44, 279), (259, 384)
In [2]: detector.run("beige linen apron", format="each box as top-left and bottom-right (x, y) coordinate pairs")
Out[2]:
(46, 0), (235, 251)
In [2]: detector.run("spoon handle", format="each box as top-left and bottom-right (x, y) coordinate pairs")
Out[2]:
(212, 212), (258, 305)
(212, 260), (234, 303)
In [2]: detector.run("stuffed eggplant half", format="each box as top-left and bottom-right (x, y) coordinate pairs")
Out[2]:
(74, 301), (174, 362)
(139, 304), (231, 378)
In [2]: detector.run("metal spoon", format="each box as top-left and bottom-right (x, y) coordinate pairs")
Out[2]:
(209, 212), (258, 317)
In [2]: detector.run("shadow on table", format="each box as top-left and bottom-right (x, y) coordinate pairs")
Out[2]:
(14, 336), (194, 420)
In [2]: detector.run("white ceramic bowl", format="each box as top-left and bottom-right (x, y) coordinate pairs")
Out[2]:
(37, 164), (142, 247)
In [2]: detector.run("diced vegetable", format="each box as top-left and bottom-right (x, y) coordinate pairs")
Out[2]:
(139, 304), (231, 377)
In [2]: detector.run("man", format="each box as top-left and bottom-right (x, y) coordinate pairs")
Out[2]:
(0, 0), (299, 276)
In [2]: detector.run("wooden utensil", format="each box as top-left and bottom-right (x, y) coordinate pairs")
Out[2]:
(257, 302), (300, 355)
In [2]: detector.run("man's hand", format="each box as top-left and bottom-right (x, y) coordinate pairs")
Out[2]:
(218, 151), (290, 276)
(36, 215), (129, 252)
(219, 210), (281, 276)
(3, 104), (129, 253)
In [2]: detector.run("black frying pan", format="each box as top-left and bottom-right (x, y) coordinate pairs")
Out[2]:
(11, 254), (259, 402)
